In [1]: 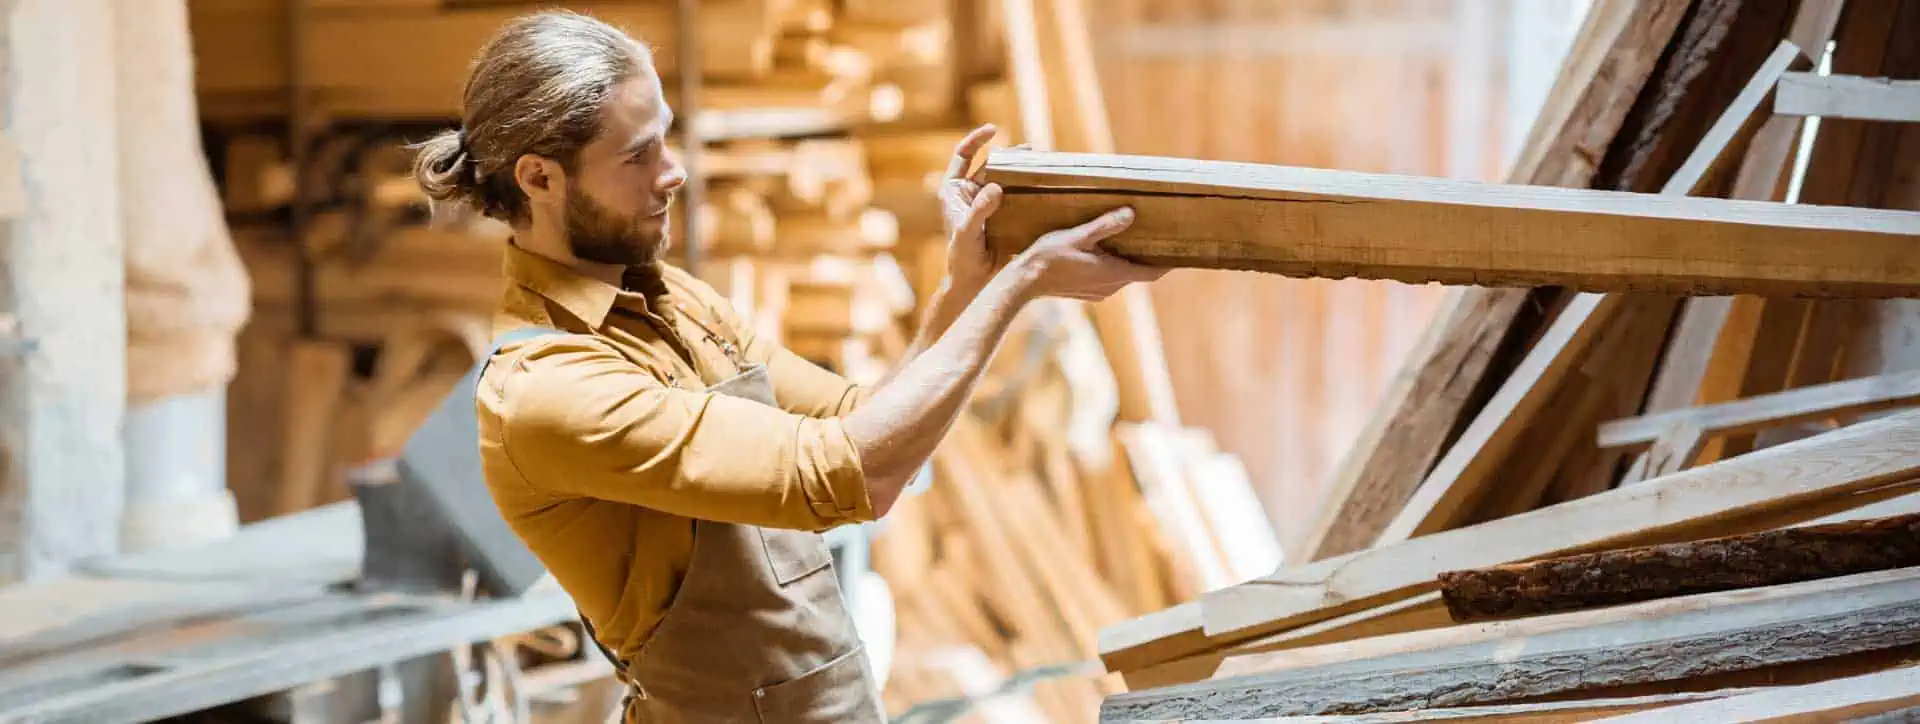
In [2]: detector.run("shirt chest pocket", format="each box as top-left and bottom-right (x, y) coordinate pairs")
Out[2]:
(757, 527), (833, 585)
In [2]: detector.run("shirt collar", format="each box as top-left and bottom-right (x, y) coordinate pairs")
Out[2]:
(502, 241), (622, 329)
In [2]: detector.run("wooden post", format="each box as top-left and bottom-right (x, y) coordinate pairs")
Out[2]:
(0, 0), (126, 583)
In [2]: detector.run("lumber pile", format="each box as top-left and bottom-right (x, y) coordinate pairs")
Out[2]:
(1093, 0), (1920, 720)
(194, 1), (1265, 721)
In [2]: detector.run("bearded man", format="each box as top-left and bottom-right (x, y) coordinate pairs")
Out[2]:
(412, 10), (1164, 722)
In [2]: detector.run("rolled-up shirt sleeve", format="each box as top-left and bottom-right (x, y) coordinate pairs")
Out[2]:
(497, 337), (874, 531)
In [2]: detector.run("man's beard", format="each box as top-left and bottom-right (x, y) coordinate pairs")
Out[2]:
(564, 187), (671, 267)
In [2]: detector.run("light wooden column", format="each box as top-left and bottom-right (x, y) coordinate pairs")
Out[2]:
(0, 0), (127, 583)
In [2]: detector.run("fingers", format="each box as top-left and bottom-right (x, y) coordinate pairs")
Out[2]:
(944, 124), (998, 182)
(1067, 205), (1135, 250)
(953, 183), (1004, 242)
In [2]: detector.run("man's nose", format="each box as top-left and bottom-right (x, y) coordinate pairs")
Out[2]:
(659, 155), (688, 194)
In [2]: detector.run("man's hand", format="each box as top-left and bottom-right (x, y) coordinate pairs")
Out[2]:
(940, 124), (1008, 292)
(1012, 206), (1168, 302)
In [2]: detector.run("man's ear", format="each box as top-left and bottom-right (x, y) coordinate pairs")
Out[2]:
(513, 154), (562, 208)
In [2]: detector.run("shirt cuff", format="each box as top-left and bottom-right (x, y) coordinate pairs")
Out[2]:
(797, 417), (875, 524)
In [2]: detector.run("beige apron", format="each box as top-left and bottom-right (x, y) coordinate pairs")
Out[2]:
(595, 348), (886, 723)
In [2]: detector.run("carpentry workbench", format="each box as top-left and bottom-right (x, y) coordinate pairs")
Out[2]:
(0, 500), (583, 724)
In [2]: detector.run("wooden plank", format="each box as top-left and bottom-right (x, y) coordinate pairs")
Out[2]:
(1520, 0), (1695, 190)
(1123, 594), (1454, 690)
(1712, 297), (1810, 460)
(1098, 445), (1920, 675)
(1120, 690), (1756, 723)
(1600, 369), (1920, 449)
(1108, 465), (1906, 689)
(1777, 72), (1920, 122)
(1538, 296), (1677, 503)
(1291, 0), (1691, 563)
(1198, 408), (1920, 645)
(1210, 568), (1920, 686)
(1641, 418), (1708, 478)
(1660, 41), (1810, 199)
(1590, 665), (1920, 722)
(274, 341), (352, 516)
(979, 149), (1920, 299)
(1374, 293), (1626, 544)
(1104, 567), (1920, 721)
(1436, 513), (1920, 622)
(1296, 290), (1530, 560)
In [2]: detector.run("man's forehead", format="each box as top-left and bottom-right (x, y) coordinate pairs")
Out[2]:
(602, 76), (671, 145)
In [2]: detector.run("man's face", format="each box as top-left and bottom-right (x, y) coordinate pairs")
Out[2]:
(562, 73), (686, 266)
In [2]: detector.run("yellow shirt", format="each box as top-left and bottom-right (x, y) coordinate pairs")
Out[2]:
(476, 242), (875, 659)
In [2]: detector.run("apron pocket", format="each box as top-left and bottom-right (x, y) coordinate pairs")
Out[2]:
(752, 644), (881, 723)
(758, 527), (833, 585)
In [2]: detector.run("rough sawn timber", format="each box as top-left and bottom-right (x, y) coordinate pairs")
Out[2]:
(1200, 408), (1920, 642)
(980, 149), (1920, 298)
(1436, 513), (1920, 621)
(1101, 567), (1920, 722)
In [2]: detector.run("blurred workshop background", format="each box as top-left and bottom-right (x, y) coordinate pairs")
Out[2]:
(0, 1), (1592, 721)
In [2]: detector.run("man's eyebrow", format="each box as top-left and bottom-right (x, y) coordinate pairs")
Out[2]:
(624, 114), (673, 155)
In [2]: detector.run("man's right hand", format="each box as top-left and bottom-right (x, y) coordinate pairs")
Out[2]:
(1010, 206), (1169, 302)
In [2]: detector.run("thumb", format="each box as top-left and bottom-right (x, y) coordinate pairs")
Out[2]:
(954, 183), (1003, 242)
(1069, 205), (1135, 250)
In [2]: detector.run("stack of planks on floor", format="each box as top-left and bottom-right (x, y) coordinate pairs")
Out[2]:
(1089, 0), (1920, 720)
(192, 1), (1264, 721)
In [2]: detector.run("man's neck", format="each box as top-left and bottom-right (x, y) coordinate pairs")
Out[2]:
(513, 220), (626, 287)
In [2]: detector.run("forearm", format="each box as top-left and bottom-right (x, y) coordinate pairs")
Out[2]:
(887, 275), (984, 376)
(843, 264), (1033, 515)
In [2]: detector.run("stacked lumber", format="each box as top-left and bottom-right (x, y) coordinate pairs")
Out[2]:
(1092, 0), (1920, 720)
(194, 1), (1269, 721)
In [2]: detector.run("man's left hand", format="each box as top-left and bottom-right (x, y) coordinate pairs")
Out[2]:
(939, 124), (1009, 292)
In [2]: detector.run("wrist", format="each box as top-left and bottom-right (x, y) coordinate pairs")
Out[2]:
(993, 253), (1044, 305)
(941, 270), (988, 302)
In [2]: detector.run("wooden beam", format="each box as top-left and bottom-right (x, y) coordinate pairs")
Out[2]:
(1517, 0), (1695, 190)
(1213, 567), (1920, 685)
(1120, 690), (1756, 723)
(1661, 41), (1812, 199)
(1098, 412), (1920, 674)
(1628, 30), (1830, 466)
(980, 149), (1920, 299)
(1105, 567), (1920, 721)
(274, 341), (351, 516)
(1590, 664), (1920, 722)
(1198, 408), (1920, 645)
(1436, 513), (1920, 622)
(1374, 293), (1626, 544)
(1600, 369), (1920, 449)
(1122, 594), (1454, 690)
(1777, 72), (1920, 122)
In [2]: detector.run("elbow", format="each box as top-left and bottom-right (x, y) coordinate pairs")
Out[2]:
(862, 459), (930, 520)
(867, 474), (905, 519)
